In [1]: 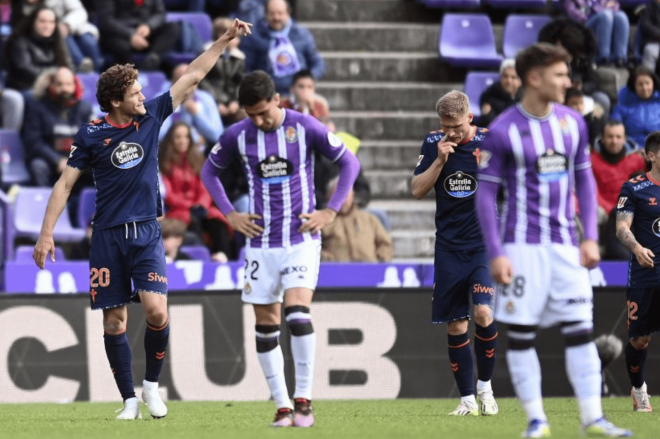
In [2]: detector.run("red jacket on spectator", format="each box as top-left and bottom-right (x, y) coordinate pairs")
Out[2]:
(591, 150), (646, 214)
(161, 156), (230, 228)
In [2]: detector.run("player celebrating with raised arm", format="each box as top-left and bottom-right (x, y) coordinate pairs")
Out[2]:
(615, 131), (660, 414)
(201, 71), (359, 428)
(411, 91), (499, 417)
(32, 19), (252, 420)
(476, 43), (632, 438)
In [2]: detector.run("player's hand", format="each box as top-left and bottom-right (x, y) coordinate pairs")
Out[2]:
(299, 208), (337, 234)
(220, 19), (252, 41)
(227, 211), (263, 238)
(436, 137), (456, 166)
(490, 255), (513, 285)
(580, 239), (601, 269)
(33, 234), (56, 269)
(634, 245), (655, 268)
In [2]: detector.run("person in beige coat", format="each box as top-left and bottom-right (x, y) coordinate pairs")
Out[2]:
(321, 178), (393, 263)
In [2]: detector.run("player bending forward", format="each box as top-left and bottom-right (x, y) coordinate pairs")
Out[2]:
(411, 91), (499, 416)
(33, 19), (252, 420)
(476, 43), (632, 438)
(201, 71), (359, 427)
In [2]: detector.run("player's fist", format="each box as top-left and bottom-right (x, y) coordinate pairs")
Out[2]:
(634, 245), (655, 268)
(490, 256), (513, 285)
(580, 239), (600, 269)
(33, 234), (56, 269)
(436, 137), (456, 165)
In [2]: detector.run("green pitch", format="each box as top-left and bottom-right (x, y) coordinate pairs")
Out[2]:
(0, 398), (656, 439)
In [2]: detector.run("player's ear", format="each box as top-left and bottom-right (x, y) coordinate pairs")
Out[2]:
(111, 98), (121, 109)
(467, 112), (474, 123)
(272, 93), (281, 106)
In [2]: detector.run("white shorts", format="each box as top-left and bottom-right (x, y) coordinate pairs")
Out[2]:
(242, 240), (321, 304)
(494, 244), (593, 328)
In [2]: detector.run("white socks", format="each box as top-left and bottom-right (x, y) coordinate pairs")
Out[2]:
(565, 342), (603, 425)
(507, 348), (547, 422)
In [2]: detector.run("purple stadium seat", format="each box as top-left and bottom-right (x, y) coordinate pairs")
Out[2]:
(619, 0), (649, 6)
(137, 71), (169, 100)
(439, 14), (503, 68)
(464, 71), (500, 117)
(0, 129), (31, 186)
(15, 245), (65, 262)
(77, 72), (103, 117)
(180, 245), (212, 262)
(423, 0), (480, 7)
(166, 12), (212, 42)
(12, 188), (86, 243)
(77, 187), (96, 228)
(483, 0), (547, 8)
(503, 15), (552, 58)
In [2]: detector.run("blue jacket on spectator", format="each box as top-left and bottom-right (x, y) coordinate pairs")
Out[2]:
(239, 19), (325, 94)
(611, 87), (660, 147)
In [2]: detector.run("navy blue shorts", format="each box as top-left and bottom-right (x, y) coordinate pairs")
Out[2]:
(626, 286), (660, 338)
(88, 219), (168, 310)
(432, 247), (494, 324)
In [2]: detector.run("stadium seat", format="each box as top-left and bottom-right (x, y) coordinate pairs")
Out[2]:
(464, 71), (500, 117)
(482, 0), (547, 8)
(503, 14), (552, 59)
(0, 129), (31, 186)
(422, 0), (480, 8)
(77, 72), (103, 117)
(619, 0), (650, 6)
(77, 187), (96, 228)
(14, 245), (65, 262)
(439, 14), (503, 68)
(165, 12), (212, 63)
(137, 71), (169, 100)
(180, 245), (212, 262)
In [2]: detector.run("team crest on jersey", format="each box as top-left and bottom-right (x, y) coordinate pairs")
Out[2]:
(285, 126), (298, 143)
(104, 138), (111, 146)
(559, 118), (570, 135)
(535, 149), (568, 181)
(111, 142), (144, 169)
(257, 154), (293, 184)
(617, 197), (628, 209)
(444, 171), (478, 198)
(244, 282), (252, 295)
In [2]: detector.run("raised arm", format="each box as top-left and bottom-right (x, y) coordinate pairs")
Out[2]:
(170, 19), (252, 109)
(616, 210), (655, 268)
(33, 166), (84, 268)
(411, 136), (455, 199)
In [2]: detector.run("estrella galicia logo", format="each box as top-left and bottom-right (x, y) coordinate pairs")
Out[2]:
(652, 218), (660, 237)
(443, 171), (477, 198)
(535, 149), (568, 181)
(257, 155), (293, 184)
(111, 142), (144, 169)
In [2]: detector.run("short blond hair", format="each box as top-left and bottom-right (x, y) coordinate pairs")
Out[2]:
(435, 90), (470, 118)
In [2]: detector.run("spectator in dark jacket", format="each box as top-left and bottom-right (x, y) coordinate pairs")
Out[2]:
(240, 0), (325, 94)
(4, 6), (71, 91)
(478, 58), (522, 126)
(97, 0), (180, 71)
(23, 66), (93, 186)
(640, 0), (660, 72)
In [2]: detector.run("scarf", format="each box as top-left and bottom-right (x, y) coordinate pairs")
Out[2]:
(268, 20), (300, 77)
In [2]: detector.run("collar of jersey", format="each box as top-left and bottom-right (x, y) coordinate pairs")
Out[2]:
(516, 102), (554, 121)
(647, 172), (660, 187)
(105, 115), (133, 129)
(257, 108), (286, 133)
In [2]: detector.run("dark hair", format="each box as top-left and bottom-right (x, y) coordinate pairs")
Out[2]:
(602, 120), (624, 136)
(4, 6), (68, 73)
(291, 69), (314, 86)
(645, 131), (660, 156)
(515, 43), (571, 87)
(96, 64), (139, 113)
(159, 121), (205, 175)
(564, 88), (584, 102)
(627, 65), (659, 95)
(238, 71), (276, 107)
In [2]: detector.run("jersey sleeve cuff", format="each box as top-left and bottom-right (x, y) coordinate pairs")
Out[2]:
(207, 156), (226, 169)
(479, 174), (502, 184)
(575, 162), (592, 171)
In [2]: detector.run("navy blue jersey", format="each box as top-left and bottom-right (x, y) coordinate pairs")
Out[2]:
(617, 173), (660, 287)
(68, 92), (174, 230)
(413, 127), (487, 250)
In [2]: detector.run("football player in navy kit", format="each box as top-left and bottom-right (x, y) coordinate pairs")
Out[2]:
(616, 131), (660, 414)
(411, 91), (499, 417)
(33, 19), (252, 420)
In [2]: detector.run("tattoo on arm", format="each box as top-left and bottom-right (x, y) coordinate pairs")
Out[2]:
(616, 211), (640, 252)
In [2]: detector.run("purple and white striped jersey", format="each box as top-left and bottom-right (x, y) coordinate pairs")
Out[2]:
(207, 109), (347, 249)
(478, 104), (591, 247)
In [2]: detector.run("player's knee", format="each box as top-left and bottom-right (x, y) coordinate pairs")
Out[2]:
(507, 324), (537, 350)
(284, 306), (314, 336)
(561, 321), (593, 347)
(255, 324), (281, 353)
(103, 317), (126, 335)
(145, 308), (168, 328)
(447, 319), (468, 335)
(630, 336), (651, 351)
(473, 306), (493, 327)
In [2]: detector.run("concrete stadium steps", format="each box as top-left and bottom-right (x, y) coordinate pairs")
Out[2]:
(307, 22), (439, 52)
(332, 110), (438, 140)
(357, 140), (425, 170)
(363, 169), (418, 199)
(369, 199), (437, 230)
(321, 52), (465, 83)
(317, 82), (461, 112)
(298, 0), (440, 23)
(389, 229), (436, 258)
